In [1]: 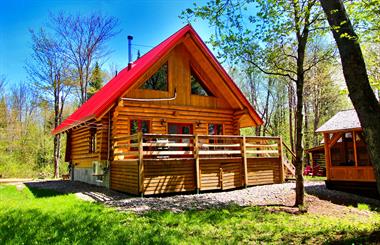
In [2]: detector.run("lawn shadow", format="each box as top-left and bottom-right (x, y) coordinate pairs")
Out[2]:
(24, 180), (130, 201)
(325, 230), (380, 245)
(305, 182), (380, 211)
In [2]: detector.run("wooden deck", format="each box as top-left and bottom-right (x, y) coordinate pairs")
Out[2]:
(110, 133), (289, 195)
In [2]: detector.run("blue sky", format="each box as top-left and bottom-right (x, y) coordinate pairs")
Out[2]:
(0, 0), (211, 87)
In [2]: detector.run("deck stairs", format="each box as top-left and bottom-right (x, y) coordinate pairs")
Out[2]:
(282, 142), (296, 180)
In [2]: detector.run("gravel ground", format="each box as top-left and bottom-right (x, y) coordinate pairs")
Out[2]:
(22, 180), (380, 215)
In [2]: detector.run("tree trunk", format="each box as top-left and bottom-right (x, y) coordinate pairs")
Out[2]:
(320, 0), (380, 194)
(288, 84), (295, 151)
(53, 134), (60, 178)
(294, 30), (308, 207)
(53, 88), (61, 178)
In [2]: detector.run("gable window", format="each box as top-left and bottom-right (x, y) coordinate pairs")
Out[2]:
(89, 128), (97, 153)
(191, 69), (213, 96)
(130, 119), (150, 135)
(140, 63), (168, 91)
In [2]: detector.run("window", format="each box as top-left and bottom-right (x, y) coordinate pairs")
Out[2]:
(208, 123), (223, 135)
(140, 63), (168, 91)
(208, 123), (223, 145)
(89, 128), (97, 153)
(130, 120), (150, 135)
(191, 69), (213, 96)
(356, 132), (371, 166)
(330, 133), (355, 166)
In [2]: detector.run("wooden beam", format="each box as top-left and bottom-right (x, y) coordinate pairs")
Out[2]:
(323, 133), (331, 180)
(278, 137), (285, 183)
(138, 132), (144, 194)
(353, 131), (358, 168)
(194, 134), (200, 193)
(242, 136), (248, 188)
(328, 132), (344, 148)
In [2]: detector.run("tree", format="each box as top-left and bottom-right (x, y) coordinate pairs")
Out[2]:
(26, 28), (72, 178)
(319, 0), (380, 194)
(0, 76), (7, 129)
(183, 0), (333, 206)
(87, 62), (104, 99)
(346, 0), (380, 97)
(51, 13), (119, 104)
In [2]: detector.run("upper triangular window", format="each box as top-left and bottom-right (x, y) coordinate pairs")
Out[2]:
(191, 69), (213, 96)
(140, 63), (168, 91)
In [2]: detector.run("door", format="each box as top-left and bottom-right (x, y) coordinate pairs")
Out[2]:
(168, 123), (193, 153)
(168, 123), (193, 135)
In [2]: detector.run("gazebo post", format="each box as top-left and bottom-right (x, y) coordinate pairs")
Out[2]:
(323, 133), (331, 180)
(353, 130), (358, 168)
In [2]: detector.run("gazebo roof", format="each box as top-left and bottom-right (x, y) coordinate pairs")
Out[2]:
(316, 109), (361, 133)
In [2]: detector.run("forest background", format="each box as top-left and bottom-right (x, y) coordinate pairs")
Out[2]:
(0, 0), (378, 178)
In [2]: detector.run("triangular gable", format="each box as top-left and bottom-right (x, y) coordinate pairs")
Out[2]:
(52, 24), (263, 135)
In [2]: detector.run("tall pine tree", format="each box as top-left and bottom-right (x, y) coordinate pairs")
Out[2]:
(87, 62), (103, 99)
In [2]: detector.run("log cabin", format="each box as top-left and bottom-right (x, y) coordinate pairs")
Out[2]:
(53, 24), (286, 195)
(315, 109), (377, 196)
(305, 145), (326, 176)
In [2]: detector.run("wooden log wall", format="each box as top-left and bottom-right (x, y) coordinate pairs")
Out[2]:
(199, 158), (243, 191)
(69, 125), (98, 168)
(67, 115), (111, 168)
(246, 158), (282, 185)
(110, 160), (139, 194)
(98, 113), (110, 161)
(112, 102), (238, 161)
(143, 159), (195, 195)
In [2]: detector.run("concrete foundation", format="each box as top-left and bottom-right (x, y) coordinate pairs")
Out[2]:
(72, 167), (110, 188)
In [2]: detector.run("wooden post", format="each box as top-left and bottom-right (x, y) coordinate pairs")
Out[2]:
(242, 136), (248, 187)
(194, 134), (200, 194)
(220, 167), (224, 190)
(353, 131), (358, 168)
(138, 132), (144, 195)
(278, 137), (285, 183)
(323, 133), (331, 180)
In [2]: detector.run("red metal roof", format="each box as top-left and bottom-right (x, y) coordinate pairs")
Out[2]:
(52, 24), (263, 135)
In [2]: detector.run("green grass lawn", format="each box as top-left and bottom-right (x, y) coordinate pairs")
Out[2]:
(0, 185), (379, 244)
(304, 176), (327, 181)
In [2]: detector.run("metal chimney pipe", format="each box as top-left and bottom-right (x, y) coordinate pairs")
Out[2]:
(127, 35), (133, 65)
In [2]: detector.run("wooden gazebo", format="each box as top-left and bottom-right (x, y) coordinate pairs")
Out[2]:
(316, 109), (376, 194)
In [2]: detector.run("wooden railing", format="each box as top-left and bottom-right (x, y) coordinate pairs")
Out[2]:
(113, 133), (282, 160)
(113, 133), (285, 193)
(282, 142), (296, 177)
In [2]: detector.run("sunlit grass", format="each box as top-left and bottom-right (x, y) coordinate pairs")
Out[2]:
(0, 185), (379, 244)
(304, 175), (327, 181)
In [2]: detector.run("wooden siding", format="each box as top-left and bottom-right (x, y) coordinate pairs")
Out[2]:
(70, 126), (98, 168)
(110, 160), (139, 194)
(247, 158), (282, 185)
(143, 159), (195, 195)
(311, 152), (326, 168)
(112, 103), (238, 161)
(199, 158), (243, 191)
(98, 113), (111, 161)
(67, 114), (111, 168)
(330, 167), (375, 182)
(123, 44), (238, 110)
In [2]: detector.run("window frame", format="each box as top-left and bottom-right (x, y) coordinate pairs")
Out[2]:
(139, 62), (169, 91)
(129, 119), (151, 135)
(208, 123), (224, 136)
(190, 67), (214, 97)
